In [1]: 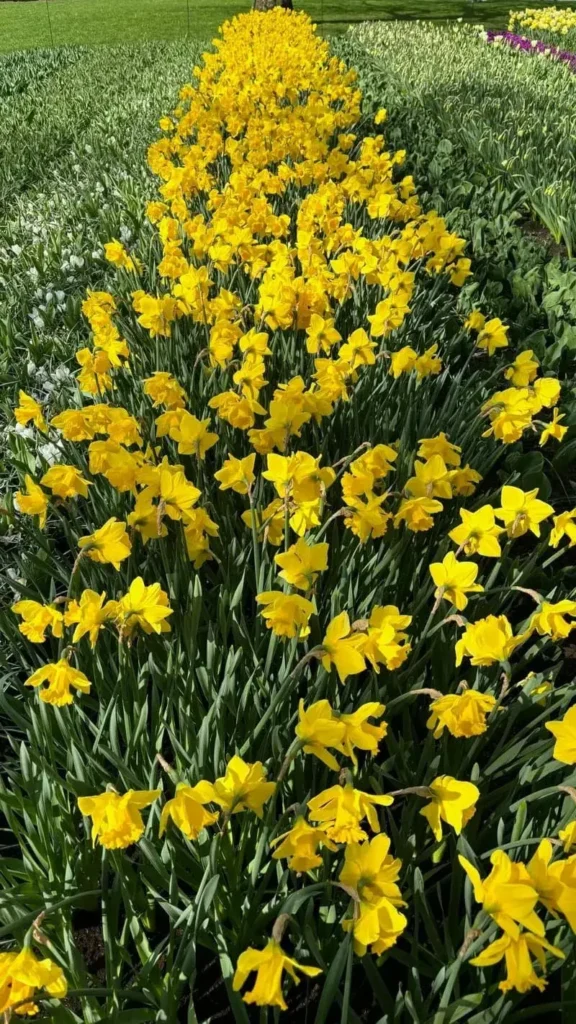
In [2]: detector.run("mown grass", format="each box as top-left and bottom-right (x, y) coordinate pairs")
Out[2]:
(0, 0), (568, 53)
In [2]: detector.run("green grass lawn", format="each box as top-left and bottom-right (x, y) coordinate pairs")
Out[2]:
(0, 0), (566, 54)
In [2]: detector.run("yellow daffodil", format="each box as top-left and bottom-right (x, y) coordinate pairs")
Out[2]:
(476, 317), (509, 355)
(540, 408), (567, 446)
(143, 371), (187, 409)
(194, 756), (275, 818)
(0, 948), (67, 1017)
(420, 775), (479, 841)
(163, 410), (218, 459)
(127, 495), (168, 543)
(465, 310), (486, 332)
(389, 346), (417, 377)
(470, 931), (564, 994)
(159, 783), (219, 839)
(274, 538), (328, 590)
(546, 706), (576, 764)
(505, 349), (539, 387)
(11, 600), (64, 644)
(321, 611), (366, 682)
(455, 615), (520, 667)
(263, 451), (334, 504)
(270, 816), (337, 873)
(459, 850), (544, 939)
(14, 390), (46, 431)
(214, 453), (256, 495)
(136, 294), (180, 337)
(242, 499), (285, 546)
(340, 834), (407, 955)
(550, 509), (576, 549)
(78, 788), (161, 849)
(414, 343), (442, 379)
(233, 940), (321, 1010)
(184, 508), (219, 567)
(495, 486), (554, 539)
(115, 577), (173, 636)
(141, 467), (201, 523)
(64, 590), (118, 646)
(25, 658), (91, 707)
(448, 464), (482, 496)
(417, 432), (461, 466)
(449, 505), (503, 557)
(78, 517), (132, 569)
(343, 895), (408, 957)
(308, 782), (393, 844)
(340, 833), (404, 905)
(339, 328), (377, 369)
(295, 699), (345, 770)
(339, 702), (387, 763)
(40, 464), (91, 500)
(525, 599), (576, 641)
(405, 455), (452, 500)
(394, 496), (443, 532)
(344, 493), (392, 542)
(559, 821), (576, 854)
(256, 591), (313, 639)
(14, 474), (48, 529)
(429, 551), (484, 610)
(427, 690), (497, 738)
(362, 605), (412, 671)
(104, 239), (140, 272)
(305, 313), (341, 355)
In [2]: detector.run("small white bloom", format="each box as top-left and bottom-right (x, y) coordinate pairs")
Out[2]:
(14, 424), (35, 440)
(38, 442), (61, 465)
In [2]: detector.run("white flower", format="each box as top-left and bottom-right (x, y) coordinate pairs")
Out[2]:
(38, 442), (61, 465)
(54, 366), (73, 382)
(14, 424), (35, 440)
(6, 567), (25, 586)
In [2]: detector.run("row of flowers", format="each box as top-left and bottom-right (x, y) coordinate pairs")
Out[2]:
(3, 8), (576, 1018)
(484, 27), (576, 74)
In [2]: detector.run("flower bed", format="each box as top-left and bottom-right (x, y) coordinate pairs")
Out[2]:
(509, 5), (576, 48)
(485, 27), (576, 73)
(2, 8), (576, 1021)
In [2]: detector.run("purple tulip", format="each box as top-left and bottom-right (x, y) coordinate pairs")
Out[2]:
(485, 29), (576, 74)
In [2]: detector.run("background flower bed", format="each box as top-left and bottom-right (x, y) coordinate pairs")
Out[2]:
(0, 8), (576, 1023)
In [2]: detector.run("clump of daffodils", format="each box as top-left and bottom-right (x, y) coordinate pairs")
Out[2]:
(4, 8), (576, 1017)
